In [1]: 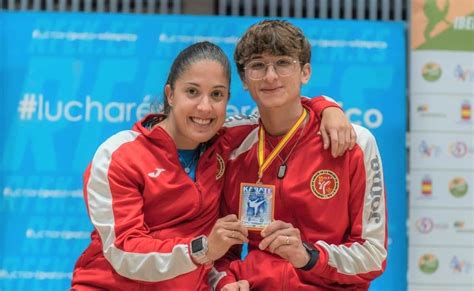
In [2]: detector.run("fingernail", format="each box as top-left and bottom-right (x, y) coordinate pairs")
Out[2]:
(259, 244), (263, 250)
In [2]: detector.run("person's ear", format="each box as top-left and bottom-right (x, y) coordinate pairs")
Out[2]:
(300, 63), (311, 85)
(165, 84), (173, 107)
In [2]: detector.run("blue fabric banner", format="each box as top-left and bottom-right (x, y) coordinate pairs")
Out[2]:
(0, 12), (406, 290)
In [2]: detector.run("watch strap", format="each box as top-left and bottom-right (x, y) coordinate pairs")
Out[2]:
(299, 242), (319, 271)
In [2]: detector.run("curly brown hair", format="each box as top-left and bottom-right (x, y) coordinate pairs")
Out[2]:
(234, 20), (311, 80)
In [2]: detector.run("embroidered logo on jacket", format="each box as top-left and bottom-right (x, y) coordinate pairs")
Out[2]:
(148, 168), (165, 178)
(216, 154), (225, 180)
(310, 170), (339, 199)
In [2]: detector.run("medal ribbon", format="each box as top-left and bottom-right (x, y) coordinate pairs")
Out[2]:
(257, 109), (307, 182)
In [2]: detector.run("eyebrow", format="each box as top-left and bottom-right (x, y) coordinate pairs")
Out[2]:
(185, 82), (227, 89)
(249, 55), (263, 60)
(249, 55), (288, 61)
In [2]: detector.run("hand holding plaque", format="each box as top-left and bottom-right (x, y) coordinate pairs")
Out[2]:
(259, 220), (312, 269)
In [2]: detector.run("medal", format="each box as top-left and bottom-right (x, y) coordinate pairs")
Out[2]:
(239, 182), (275, 230)
(238, 109), (307, 230)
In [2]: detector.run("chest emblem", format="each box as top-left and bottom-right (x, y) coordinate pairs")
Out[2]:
(216, 154), (225, 180)
(310, 170), (339, 199)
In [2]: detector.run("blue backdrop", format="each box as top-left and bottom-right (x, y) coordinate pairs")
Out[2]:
(0, 12), (406, 290)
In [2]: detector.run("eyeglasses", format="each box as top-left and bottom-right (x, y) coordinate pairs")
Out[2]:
(244, 57), (301, 80)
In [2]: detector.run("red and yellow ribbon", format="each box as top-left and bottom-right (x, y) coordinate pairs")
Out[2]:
(257, 109), (307, 182)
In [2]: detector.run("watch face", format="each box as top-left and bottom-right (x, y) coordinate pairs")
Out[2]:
(191, 238), (204, 253)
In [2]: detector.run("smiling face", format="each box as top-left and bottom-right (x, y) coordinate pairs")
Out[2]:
(243, 53), (311, 110)
(163, 59), (229, 149)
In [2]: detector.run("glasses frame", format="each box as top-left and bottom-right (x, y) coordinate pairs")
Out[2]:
(244, 57), (303, 81)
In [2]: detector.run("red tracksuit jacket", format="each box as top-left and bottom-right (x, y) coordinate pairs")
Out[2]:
(216, 104), (388, 290)
(71, 97), (337, 290)
(72, 116), (229, 290)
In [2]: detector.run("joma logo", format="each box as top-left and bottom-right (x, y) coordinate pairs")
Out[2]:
(368, 157), (383, 224)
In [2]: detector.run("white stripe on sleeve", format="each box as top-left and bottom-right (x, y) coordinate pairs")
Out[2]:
(229, 127), (259, 161)
(317, 124), (387, 275)
(87, 130), (197, 282)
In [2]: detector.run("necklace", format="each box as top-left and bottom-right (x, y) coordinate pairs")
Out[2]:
(266, 116), (307, 179)
(178, 147), (200, 174)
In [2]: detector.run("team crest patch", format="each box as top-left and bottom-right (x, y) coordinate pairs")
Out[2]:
(216, 154), (225, 180)
(310, 170), (339, 199)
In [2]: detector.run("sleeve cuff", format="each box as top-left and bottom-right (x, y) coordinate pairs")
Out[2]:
(301, 96), (342, 117)
(295, 243), (328, 277)
(214, 273), (237, 291)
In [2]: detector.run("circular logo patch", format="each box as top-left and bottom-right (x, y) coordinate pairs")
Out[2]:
(418, 254), (439, 274)
(449, 177), (468, 198)
(216, 154), (225, 180)
(310, 170), (339, 199)
(449, 142), (468, 158)
(415, 217), (434, 234)
(422, 63), (442, 82)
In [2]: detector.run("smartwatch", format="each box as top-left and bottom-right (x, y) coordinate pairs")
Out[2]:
(299, 242), (320, 271)
(190, 235), (213, 267)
